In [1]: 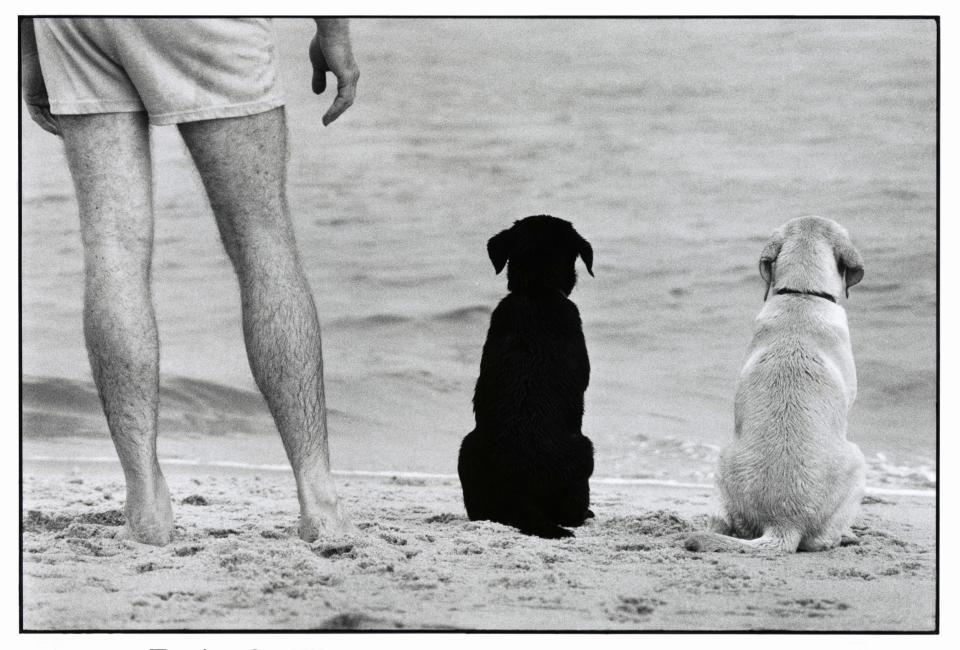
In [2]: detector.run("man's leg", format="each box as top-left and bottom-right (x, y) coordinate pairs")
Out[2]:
(59, 112), (173, 546)
(177, 107), (349, 542)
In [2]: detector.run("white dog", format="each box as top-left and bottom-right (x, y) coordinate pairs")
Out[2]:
(685, 216), (866, 552)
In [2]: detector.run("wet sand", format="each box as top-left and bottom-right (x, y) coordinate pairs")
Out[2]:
(22, 458), (935, 631)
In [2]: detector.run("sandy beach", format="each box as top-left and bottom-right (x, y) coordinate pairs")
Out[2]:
(22, 456), (935, 631)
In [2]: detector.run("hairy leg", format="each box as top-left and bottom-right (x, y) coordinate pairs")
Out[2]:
(177, 108), (348, 541)
(59, 112), (173, 546)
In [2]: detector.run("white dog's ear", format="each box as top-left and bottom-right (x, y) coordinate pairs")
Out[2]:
(836, 240), (865, 298)
(758, 232), (784, 300)
(487, 227), (514, 274)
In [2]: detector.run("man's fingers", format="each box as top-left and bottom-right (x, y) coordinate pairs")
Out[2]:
(322, 73), (358, 127)
(308, 33), (329, 95)
(312, 68), (327, 95)
(27, 104), (60, 136)
(322, 90), (353, 126)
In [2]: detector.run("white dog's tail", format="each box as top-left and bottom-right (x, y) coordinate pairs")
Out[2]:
(683, 528), (801, 553)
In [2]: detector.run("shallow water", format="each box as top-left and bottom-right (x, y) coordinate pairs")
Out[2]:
(21, 19), (937, 487)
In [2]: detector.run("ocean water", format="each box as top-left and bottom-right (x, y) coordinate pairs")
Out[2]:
(20, 19), (937, 489)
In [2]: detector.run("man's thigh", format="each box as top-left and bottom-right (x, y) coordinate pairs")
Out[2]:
(58, 112), (154, 255)
(177, 107), (289, 228)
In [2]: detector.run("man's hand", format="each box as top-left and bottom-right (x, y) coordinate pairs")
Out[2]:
(310, 19), (359, 126)
(20, 19), (60, 136)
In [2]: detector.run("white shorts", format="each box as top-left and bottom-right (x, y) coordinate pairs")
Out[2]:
(34, 18), (285, 125)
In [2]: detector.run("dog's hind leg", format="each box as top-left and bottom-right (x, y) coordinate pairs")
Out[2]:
(550, 477), (592, 527)
(458, 430), (496, 521)
(508, 499), (575, 539)
(800, 489), (864, 550)
(799, 447), (865, 551)
(546, 435), (595, 527)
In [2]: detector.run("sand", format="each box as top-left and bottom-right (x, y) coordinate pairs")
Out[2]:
(21, 458), (935, 632)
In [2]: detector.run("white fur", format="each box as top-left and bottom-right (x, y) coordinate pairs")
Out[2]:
(685, 216), (866, 553)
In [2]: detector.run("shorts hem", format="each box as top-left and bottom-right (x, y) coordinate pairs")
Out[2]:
(148, 97), (286, 125)
(49, 100), (145, 115)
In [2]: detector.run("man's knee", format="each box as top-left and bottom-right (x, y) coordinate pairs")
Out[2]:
(221, 217), (300, 273)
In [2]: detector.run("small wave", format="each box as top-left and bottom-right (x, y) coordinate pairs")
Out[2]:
(160, 376), (268, 417)
(22, 377), (103, 415)
(329, 313), (414, 329)
(432, 305), (491, 323)
(856, 282), (903, 293)
(21, 375), (276, 439)
(22, 191), (74, 206)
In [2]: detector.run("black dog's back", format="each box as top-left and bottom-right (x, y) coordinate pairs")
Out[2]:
(458, 216), (595, 538)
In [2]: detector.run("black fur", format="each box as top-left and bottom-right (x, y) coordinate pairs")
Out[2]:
(458, 215), (595, 539)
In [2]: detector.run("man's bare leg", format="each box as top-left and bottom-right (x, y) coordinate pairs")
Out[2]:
(59, 112), (173, 546)
(178, 108), (349, 541)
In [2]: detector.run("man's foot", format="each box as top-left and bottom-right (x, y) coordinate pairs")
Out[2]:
(296, 473), (353, 542)
(298, 501), (355, 542)
(118, 474), (174, 546)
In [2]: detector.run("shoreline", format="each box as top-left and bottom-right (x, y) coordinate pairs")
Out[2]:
(23, 454), (937, 499)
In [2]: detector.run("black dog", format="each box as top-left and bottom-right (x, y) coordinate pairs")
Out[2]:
(458, 215), (595, 539)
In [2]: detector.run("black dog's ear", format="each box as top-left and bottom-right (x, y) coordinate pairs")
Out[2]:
(758, 229), (784, 301)
(487, 227), (514, 274)
(577, 234), (594, 277)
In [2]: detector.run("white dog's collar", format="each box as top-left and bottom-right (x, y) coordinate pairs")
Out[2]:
(774, 287), (837, 304)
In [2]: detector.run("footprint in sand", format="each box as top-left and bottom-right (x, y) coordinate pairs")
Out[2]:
(453, 540), (484, 555)
(827, 567), (875, 581)
(24, 508), (125, 533)
(313, 542), (357, 559)
(173, 545), (203, 557)
(424, 513), (465, 524)
(775, 598), (851, 618)
(609, 596), (667, 622)
(319, 612), (404, 630)
(378, 533), (408, 546)
(65, 537), (120, 557)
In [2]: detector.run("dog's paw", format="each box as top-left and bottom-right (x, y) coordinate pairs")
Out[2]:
(533, 525), (575, 540)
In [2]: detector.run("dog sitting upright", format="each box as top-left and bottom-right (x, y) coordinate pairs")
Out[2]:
(685, 216), (866, 553)
(458, 215), (596, 539)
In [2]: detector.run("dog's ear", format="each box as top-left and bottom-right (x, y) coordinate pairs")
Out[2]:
(487, 227), (514, 274)
(758, 232), (784, 301)
(835, 240), (865, 298)
(577, 234), (594, 277)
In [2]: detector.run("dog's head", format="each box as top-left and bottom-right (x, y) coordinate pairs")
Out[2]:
(487, 215), (594, 295)
(758, 215), (864, 301)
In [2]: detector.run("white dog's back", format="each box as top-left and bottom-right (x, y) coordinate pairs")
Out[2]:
(720, 296), (862, 540)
